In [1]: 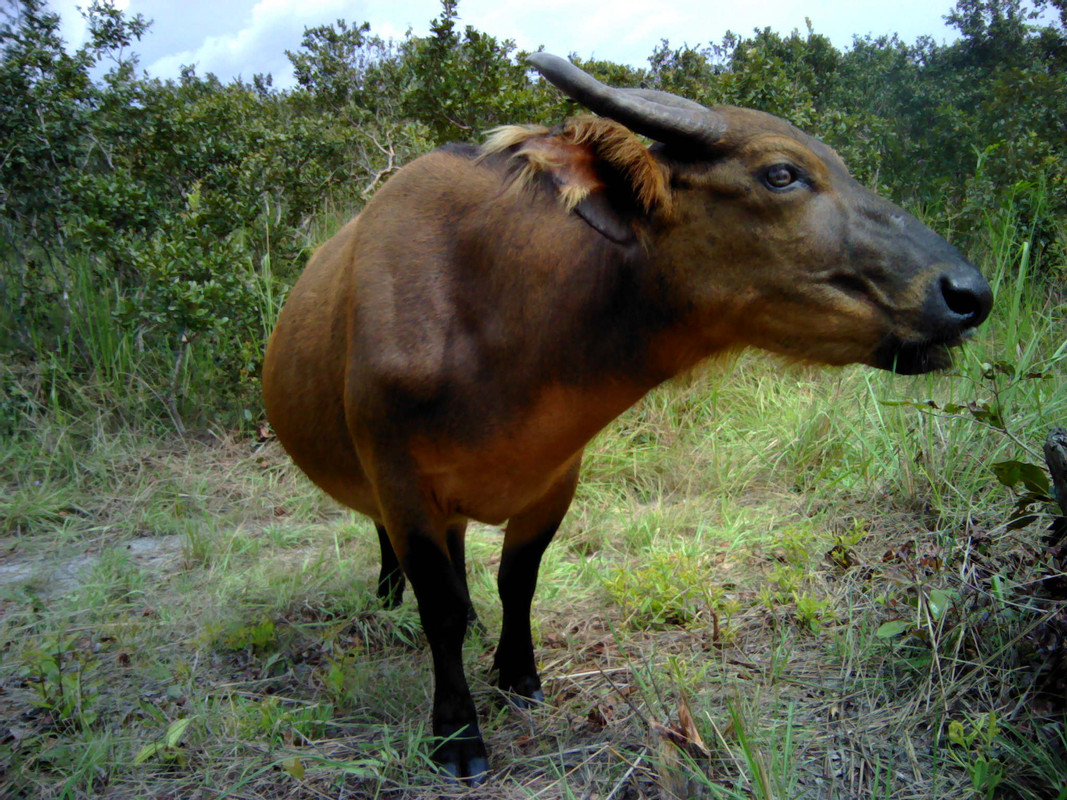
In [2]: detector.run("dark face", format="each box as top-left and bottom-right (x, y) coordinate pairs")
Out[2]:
(653, 107), (992, 373)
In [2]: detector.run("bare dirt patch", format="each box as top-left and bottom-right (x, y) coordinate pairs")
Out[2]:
(0, 535), (184, 597)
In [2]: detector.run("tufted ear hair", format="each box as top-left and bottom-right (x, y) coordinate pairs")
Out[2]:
(483, 116), (671, 244)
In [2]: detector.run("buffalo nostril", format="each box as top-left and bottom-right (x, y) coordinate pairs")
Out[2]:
(939, 269), (993, 328)
(941, 276), (981, 318)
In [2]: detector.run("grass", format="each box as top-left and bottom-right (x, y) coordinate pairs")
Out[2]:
(1, 204), (1066, 798)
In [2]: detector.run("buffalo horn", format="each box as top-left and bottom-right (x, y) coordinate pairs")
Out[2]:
(526, 52), (725, 149)
(617, 88), (708, 112)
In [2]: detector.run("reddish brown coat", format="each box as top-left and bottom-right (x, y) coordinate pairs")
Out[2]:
(264, 68), (991, 784)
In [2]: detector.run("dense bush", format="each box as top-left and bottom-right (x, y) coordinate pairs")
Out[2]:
(1, 0), (1064, 432)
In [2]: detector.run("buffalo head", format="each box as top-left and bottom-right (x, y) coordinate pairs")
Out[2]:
(527, 53), (992, 375)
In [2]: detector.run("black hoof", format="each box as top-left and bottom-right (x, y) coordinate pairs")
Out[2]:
(497, 672), (546, 709)
(502, 686), (545, 710)
(433, 727), (488, 785)
(438, 753), (489, 786)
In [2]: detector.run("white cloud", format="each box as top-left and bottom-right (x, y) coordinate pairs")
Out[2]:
(48, 0), (961, 87)
(144, 0), (353, 81)
(54, 0), (89, 47)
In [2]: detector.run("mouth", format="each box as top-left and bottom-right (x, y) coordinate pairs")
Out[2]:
(872, 333), (967, 374)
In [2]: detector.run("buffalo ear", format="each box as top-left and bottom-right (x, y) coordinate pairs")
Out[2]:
(562, 117), (671, 216)
(484, 118), (669, 244)
(572, 193), (638, 244)
(490, 117), (669, 244)
(508, 133), (638, 244)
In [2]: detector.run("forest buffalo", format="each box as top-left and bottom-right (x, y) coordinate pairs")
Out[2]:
(262, 53), (992, 783)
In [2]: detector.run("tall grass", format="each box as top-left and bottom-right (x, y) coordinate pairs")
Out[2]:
(1, 217), (331, 436)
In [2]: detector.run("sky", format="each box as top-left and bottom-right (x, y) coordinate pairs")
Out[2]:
(50, 0), (963, 88)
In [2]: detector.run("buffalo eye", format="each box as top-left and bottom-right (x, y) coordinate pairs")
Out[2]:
(762, 163), (799, 191)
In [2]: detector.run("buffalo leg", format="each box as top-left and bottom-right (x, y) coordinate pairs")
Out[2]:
(446, 521), (482, 630)
(375, 523), (405, 608)
(369, 448), (488, 784)
(494, 459), (581, 705)
(403, 529), (488, 783)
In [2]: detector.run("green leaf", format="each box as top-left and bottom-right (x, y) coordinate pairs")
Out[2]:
(948, 719), (967, 747)
(876, 620), (910, 638)
(904, 653), (932, 671)
(165, 717), (192, 748)
(282, 757), (306, 779)
(968, 401), (1005, 428)
(1019, 466), (1051, 495)
(927, 588), (954, 619)
(134, 718), (192, 765)
(1006, 513), (1039, 531)
(981, 360), (1016, 380)
(133, 741), (164, 766)
(992, 460), (1050, 494)
(990, 574), (1007, 602)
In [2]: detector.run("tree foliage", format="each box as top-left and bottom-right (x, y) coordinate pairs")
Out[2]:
(0, 0), (1064, 431)
(286, 19), (372, 109)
